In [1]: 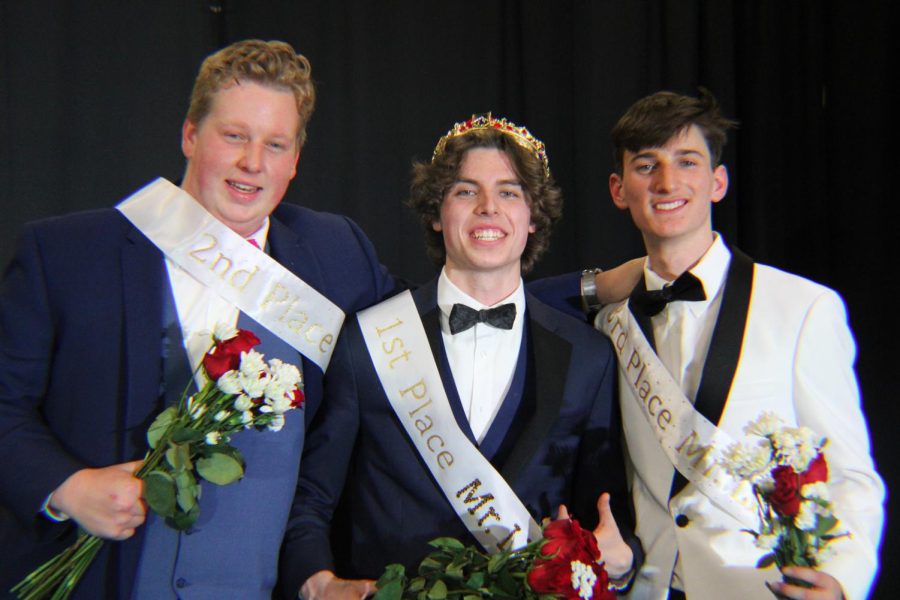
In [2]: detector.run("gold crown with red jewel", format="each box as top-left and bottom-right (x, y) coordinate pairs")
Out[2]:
(432, 113), (550, 179)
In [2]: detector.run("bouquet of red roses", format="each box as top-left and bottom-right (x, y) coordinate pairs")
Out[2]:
(721, 412), (847, 584)
(12, 325), (304, 600)
(374, 518), (616, 600)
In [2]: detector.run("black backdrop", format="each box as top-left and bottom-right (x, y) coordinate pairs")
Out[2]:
(1, 1), (896, 595)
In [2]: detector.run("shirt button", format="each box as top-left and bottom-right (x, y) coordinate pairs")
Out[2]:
(675, 514), (689, 527)
(176, 578), (188, 588)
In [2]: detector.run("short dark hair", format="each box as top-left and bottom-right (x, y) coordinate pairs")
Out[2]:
(408, 128), (562, 274)
(611, 89), (737, 173)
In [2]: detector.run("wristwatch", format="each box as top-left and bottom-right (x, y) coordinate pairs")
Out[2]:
(580, 268), (603, 313)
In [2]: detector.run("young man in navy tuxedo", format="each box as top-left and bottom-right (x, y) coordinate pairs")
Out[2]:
(0, 40), (393, 599)
(284, 115), (641, 599)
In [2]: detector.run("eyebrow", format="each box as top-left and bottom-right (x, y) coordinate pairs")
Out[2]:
(629, 148), (705, 162)
(452, 178), (523, 187)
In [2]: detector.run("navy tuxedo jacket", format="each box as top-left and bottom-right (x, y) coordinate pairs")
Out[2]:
(281, 279), (636, 594)
(0, 201), (394, 598)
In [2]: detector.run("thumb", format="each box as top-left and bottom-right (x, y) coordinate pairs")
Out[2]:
(555, 504), (571, 521)
(595, 493), (619, 532)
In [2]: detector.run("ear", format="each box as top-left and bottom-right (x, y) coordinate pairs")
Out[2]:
(290, 148), (301, 180)
(528, 222), (536, 234)
(181, 119), (198, 159)
(431, 220), (442, 232)
(711, 164), (729, 204)
(609, 173), (627, 210)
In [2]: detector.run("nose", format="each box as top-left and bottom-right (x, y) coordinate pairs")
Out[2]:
(476, 191), (498, 215)
(652, 162), (674, 193)
(239, 142), (264, 173)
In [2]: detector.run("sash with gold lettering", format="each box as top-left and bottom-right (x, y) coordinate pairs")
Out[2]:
(597, 302), (757, 528)
(116, 178), (344, 372)
(358, 291), (542, 553)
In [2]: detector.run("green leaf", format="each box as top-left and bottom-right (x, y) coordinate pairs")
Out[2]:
(171, 426), (205, 444)
(487, 552), (509, 574)
(428, 537), (466, 551)
(465, 572), (485, 589)
(197, 452), (244, 485)
(144, 470), (176, 517)
(373, 581), (403, 600)
(147, 406), (178, 449)
(165, 442), (192, 472)
(756, 553), (777, 569)
(174, 469), (199, 512)
(426, 580), (447, 600)
(418, 558), (444, 574)
(170, 503), (199, 531)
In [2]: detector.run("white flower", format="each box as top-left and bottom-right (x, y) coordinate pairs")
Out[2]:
(233, 394), (254, 411)
(216, 371), (243, 394)
(214, 410), (229, 422)
(801, 482), (829, 502)
(264, 378), (295, 405)
(569, 560), (597, 600)
(268, 358), (301, 387)
(756, 533), (780, 550)
(265, 394), (294, 415)
(723, 442), (772, 480)
(241, 410), (255, 427)
(744, 411), (783, 438)
(266, 413), (285, 432)
(795, 501), (817, 531)
(205, 431), (221, 445)
(239, 350), (267, 378)
(191, 403), (207, 420)
(213, 322), (239, 342)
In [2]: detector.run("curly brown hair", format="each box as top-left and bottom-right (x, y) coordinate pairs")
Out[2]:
(407, 127), (562, 274)
(187, 39), (316, 148)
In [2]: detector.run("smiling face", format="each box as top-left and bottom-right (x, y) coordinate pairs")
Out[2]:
(433, 147), (535, 296)
(609, 125), (728, 259)
(180, 80), (300, 237)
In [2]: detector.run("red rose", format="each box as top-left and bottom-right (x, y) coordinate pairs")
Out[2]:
(767, 465), (801, 517)
(527, 519), (615, 600)
(290, 387), (305, 408)
(202, 329), (261, 381)
(799, 453), (828, 486)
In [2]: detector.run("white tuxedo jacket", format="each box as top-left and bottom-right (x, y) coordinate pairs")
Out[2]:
(620, 248), (884, 600)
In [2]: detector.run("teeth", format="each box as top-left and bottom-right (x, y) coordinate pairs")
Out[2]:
(473, 230), (504, 241)
(655, 200), (685, 211)
(229, 181), (259, 193)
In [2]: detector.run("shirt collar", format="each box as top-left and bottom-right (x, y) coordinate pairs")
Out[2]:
(437, 268), (526, 334)
(245, 217), (271, 250)
(644, 233), (731, 316)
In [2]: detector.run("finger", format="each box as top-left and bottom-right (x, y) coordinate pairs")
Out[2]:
(555, 504), (571, 520)
(118, 459), (145, 475)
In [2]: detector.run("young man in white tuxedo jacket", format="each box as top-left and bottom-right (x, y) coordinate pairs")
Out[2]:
(579, 90), (885, 600)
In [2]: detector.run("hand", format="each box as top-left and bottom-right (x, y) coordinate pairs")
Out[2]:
(556, 493), (634, 580)
(594, 258), (644, 304)
(49, 460), (146, 540)
(300, 570), (376, 600)
(766, 567), (845, 600)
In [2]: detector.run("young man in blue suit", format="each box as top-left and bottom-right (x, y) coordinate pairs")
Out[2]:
(284, 115), (641, 599)
(0, 40), (394, 598)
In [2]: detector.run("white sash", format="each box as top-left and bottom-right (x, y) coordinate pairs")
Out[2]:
(358, 291), (542, 553)
(116, 178), (344, 372)
(597, 302), (757, 528)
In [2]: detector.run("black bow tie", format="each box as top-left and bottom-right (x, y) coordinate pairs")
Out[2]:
(448, 303), (517, 334)
(630, 272), (706, 317)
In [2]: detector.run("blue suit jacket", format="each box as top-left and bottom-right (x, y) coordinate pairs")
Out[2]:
(280, 279), (635, 594)
(0, 201), (394, 598)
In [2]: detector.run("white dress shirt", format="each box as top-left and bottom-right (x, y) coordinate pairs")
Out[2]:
(644, 233), (729, 589)
(437, 269), (526, 443)
(165, 219), (269, 387)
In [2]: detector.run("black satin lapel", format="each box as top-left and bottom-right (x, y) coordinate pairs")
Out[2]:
(692, 248), (754, 424)
(670, 247), (754, 498)
(628, 278), (657, 350)
(500, 316), (570, 484)
(267, 216), (327, 299)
